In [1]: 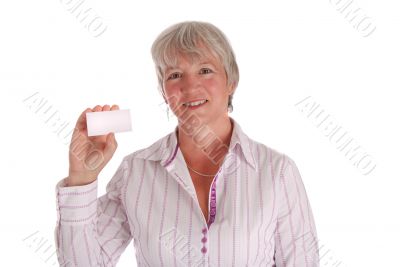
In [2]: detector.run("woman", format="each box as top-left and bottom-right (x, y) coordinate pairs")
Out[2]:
(55, 21), (320, 266)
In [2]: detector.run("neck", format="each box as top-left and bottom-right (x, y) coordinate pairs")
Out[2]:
(177, 115), (233, 166)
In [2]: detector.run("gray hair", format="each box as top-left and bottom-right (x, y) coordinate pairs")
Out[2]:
(150, 21), (239, 112)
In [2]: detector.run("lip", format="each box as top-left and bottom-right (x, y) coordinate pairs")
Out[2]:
(182, 99), (208, 110)
(182, 99), (208, 106)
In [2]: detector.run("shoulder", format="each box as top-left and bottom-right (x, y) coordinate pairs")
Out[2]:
(246, 135), (296, 175)
(121, 131), (173, 166)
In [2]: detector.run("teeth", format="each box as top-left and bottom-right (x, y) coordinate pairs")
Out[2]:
(184, 99), (207, 107)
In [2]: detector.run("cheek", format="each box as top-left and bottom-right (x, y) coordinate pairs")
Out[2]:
(164, 84), (180, 97)
(163, 85), (182, 107)
(204, 79), (228, 97)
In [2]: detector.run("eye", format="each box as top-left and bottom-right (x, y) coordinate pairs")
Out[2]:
(167, 73), (181, 80)
(200, 68), (213, 74)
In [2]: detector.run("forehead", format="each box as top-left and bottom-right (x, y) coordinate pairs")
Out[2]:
(164, 50), (221, 71)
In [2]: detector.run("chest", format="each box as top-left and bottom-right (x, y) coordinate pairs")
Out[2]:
(125, 159), (279, 267)
(190, 171), (215, 222)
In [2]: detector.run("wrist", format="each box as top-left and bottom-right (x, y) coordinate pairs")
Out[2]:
(66, 173), (97, 187)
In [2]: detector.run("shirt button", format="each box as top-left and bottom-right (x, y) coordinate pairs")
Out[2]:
(201, 246), (207, 254)
(201, 237), (207, 243)
(202, 228), (207, 234)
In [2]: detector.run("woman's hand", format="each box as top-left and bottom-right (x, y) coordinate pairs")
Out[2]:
(66, 104), (119, 186)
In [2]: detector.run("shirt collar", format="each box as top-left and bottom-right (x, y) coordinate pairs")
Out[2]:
(133, 117), (257, 170)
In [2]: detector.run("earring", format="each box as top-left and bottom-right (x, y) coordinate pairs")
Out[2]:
(166, 106), (170, 121)
(228, 94), (233, 113)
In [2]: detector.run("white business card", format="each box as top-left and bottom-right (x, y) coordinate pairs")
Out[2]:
(86, 109), (132, 136)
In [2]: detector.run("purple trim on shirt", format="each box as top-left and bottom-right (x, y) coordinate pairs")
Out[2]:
(207, 168), (222, 228)
(163, 142), (179, 167)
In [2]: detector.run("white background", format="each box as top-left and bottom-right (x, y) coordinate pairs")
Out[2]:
(1, 0), (399, 266)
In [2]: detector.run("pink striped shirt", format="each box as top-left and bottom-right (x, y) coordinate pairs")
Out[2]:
(54, 117), (320, 266)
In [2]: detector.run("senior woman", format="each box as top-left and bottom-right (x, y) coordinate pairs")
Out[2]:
(54, 21), (320, 266)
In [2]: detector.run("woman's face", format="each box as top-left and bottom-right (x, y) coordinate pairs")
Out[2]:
(162, 52), (234, 125)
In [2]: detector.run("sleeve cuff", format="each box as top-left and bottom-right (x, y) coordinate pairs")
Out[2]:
(55, 177), (98, 225)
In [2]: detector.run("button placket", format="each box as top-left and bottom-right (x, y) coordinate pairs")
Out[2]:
(201, 227), (208, 254)
(207, 168), (221, 228)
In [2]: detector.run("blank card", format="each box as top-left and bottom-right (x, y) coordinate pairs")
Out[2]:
(86, 109), (132, 136)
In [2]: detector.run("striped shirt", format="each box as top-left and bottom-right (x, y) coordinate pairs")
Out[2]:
(54, 117), (320, 266)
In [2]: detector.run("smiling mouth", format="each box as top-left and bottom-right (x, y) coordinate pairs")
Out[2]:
(183, 99), (208, 107)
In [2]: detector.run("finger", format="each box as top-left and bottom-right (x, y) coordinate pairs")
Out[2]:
(104, 132), (117, 157)
(93, 105), (102, 112)
(107, 132), (116, 146)
(110, 104), (119, 111)
(103, 104), (111, 112)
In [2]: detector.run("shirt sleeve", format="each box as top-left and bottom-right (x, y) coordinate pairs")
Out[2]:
(54, 158), (133, 267)
(274, 155), (320, 267)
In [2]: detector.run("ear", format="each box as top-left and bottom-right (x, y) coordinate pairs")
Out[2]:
(227, 82), (236, 95)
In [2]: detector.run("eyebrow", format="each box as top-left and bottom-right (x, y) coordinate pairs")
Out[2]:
(165, 61), (216, 72)
(199, 61), (216, 67)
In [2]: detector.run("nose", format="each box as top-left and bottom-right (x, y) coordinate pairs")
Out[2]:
(181, 73), (201, 93)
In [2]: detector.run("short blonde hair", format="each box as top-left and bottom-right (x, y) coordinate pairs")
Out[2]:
(150, 21), (239, 112)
